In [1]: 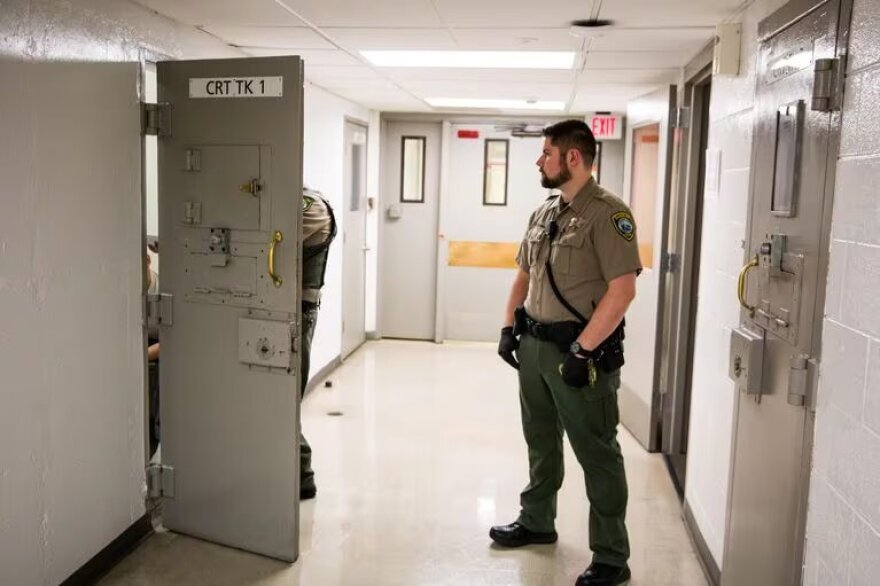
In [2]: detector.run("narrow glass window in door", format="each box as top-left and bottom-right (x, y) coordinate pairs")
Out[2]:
(483, 139), (509, 206)
(400, 136), (426, 203)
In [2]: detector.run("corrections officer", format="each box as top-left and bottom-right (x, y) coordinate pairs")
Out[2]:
(491, 120), (641, 586)
(299, 187), (337, 500)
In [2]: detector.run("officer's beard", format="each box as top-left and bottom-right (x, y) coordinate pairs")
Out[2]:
(540, 159), (572, 189)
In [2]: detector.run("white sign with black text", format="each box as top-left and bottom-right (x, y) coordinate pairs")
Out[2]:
(189, 76), (283, 98)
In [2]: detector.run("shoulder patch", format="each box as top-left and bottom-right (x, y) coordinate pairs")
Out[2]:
(303, 195), (314, 212)
(611, 211), (636, 241)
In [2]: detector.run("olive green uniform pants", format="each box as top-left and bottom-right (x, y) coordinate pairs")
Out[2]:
(300, 302), (319, 492)
(515, 333), (630, 567)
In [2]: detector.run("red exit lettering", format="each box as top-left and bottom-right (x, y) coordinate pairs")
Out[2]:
(591, 116), (617, 138)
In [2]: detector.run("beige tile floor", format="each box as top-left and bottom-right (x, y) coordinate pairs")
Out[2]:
(101, 340), (707, 586)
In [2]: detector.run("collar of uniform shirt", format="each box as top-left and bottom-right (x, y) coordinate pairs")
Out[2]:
(550, 177), (598, 217)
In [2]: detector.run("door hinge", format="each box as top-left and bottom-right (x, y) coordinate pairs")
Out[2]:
(787, 354), (810, 407)
(811, 58), (842, 112)
(145, 293), (174, 327)
(675, 107), (691, 129)
(660, 251), (681, 274)
(146, 464), (175, 499)
(141, 102), (172, 136)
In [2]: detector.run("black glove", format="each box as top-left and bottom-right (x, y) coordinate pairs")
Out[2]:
(560, 352), (597, 388)
(498, 326), (520, 370)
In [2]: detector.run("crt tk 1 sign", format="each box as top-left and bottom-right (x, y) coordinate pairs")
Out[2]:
(588, 113), (623, 140)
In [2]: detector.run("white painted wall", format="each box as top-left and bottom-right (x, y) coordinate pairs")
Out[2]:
(0, 2), (241, 584)
(598, 135), (627, 198)
(804, 0), (880, 582)
(365, 110), (382, 334)
(301, 84), (374, 374)
(682, 0), (787, 567)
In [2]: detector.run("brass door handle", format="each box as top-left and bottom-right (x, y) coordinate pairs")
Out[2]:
(240, 178), (261, 197)
(737, 254), (759, 314)
(268, 230), (283, 287)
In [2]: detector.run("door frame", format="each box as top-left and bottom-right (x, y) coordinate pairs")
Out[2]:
(722, 0), (853, 582)
(619, 86), (677, 452)
(376, 116), (444, 341)
(658, 45), (714, 494)
(341, 116), (370, 358)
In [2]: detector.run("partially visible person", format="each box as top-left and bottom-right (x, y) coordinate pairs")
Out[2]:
(146, 240), (160, 458)
(299, 187), (337, 500)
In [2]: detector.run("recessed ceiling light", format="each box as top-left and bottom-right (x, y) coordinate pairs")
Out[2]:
(426, 98), (565, 111)
(361, 50), (575, 69)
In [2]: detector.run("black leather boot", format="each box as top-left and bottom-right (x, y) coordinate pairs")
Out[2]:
(489, 522), (558, 547)
(575, 562), (631, 586)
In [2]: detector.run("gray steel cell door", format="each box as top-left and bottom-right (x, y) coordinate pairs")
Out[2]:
(379, 122), (441, 340)
(723, 1), (847, 584)
(341, 120), (368, 358)
(157, 57), (304, 561)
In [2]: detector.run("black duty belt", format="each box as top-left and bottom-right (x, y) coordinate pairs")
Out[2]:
(520, 310), (583, 348)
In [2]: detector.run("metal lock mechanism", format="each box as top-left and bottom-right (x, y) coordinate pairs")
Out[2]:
(729, 326), (765, 396)
(209, 227), (231, 267)
(238, 317), (295, 371)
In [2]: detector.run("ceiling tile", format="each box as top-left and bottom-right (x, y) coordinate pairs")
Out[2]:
(601, 0), (746, 27)
(283, 0), (442, 27)
(383, 68), (575, 84)
(241, 47), (362, 66)
(323, 28), (457, 50)
(401, 80), (571, 102)
(133, 0), (303, 26)
(200, 25), (335, 49)
(432, 0), (593, 27)
(447, 28), (583, 51)
(588, 28), (713, 53)
(578, 69), (678, 85)
(585, 51), (688, 70)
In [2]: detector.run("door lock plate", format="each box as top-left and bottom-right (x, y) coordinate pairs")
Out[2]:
(729, 326), (765, 395)
(238, 317), (295, 371)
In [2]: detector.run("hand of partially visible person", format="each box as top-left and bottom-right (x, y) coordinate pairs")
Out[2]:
(148, 343), (160, 362)
(498, 327), (520, 370)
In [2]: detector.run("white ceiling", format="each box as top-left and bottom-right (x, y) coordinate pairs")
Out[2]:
(135, 0), (747, 114)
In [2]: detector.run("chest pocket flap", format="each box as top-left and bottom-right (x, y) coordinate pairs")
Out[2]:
(553, 227), (588, 275)
(527, 227), (547, 268)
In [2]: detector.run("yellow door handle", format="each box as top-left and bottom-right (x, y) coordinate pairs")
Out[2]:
(240, 178), (261, 197)
(737, 254), (759, 314)
(268, 230), (283, 287)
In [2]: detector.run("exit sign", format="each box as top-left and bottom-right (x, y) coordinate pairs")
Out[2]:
(589, 114), (623, 140)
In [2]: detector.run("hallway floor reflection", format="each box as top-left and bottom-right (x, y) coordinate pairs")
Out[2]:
(101, 341), (707, 586)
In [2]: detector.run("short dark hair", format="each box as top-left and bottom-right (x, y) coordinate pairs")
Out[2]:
(542, 120), (597, 166)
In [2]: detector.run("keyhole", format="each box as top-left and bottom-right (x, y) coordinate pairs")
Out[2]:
(733, 356), (742, 378)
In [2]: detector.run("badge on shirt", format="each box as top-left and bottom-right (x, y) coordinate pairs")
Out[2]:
(611, 211), (636, 241)
(303, 195), (314, 211)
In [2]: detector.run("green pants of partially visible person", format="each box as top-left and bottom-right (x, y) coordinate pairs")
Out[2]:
(300, 301), (319, 493)
(515, 332), (630, 568)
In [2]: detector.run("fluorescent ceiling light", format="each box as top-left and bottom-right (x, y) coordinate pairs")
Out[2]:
(426, 98), (565, 111)
(361, 50), (575, 69)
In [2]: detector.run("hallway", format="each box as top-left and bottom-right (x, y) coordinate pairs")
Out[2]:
(101, 341), (706, 585)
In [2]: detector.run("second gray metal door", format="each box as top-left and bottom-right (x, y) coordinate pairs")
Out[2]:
(723, 1), (847, 583)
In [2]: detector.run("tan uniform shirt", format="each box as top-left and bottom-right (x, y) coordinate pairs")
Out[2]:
(516, 178), (642, 323)
(302, 190), (332, 247)
(302, 190), (333, 303)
